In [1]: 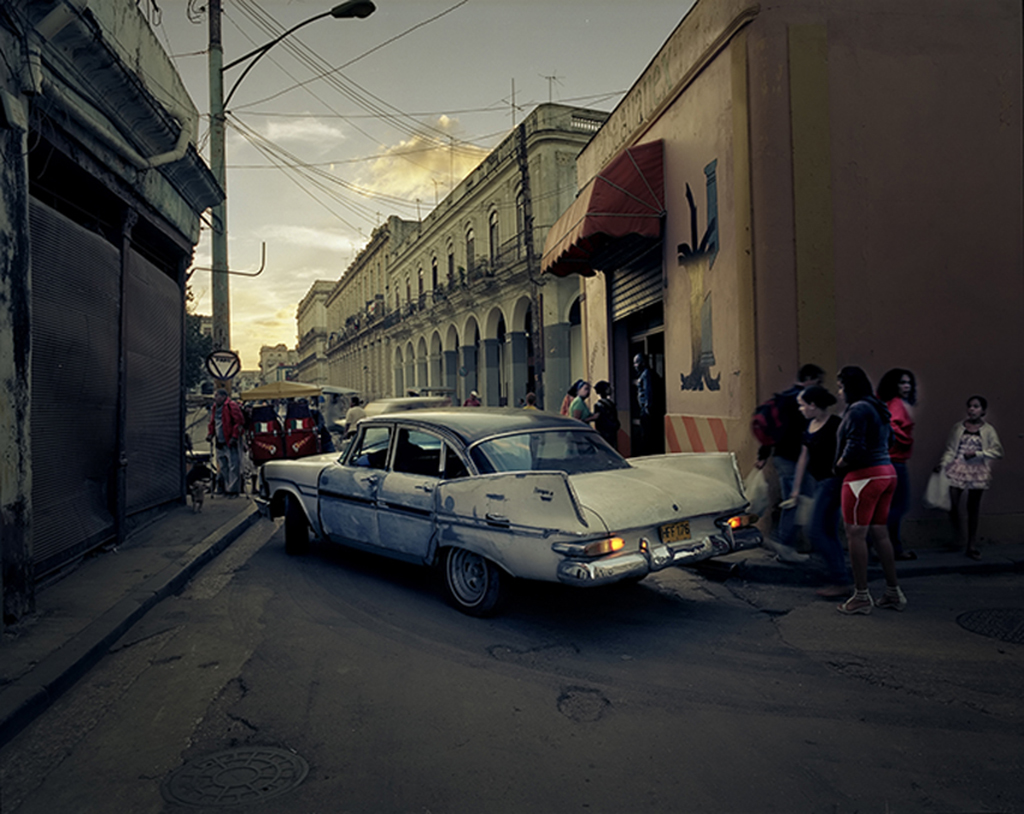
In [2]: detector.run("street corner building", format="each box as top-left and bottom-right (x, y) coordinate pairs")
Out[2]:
(0, 1), (222, 623)
(540, 0), (1023, 542)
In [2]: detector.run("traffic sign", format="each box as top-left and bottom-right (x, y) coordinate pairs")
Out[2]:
(205, 350), (241, 380)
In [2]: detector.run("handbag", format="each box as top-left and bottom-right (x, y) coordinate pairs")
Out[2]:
(743, 466), (772, 517)
(923, 469), (951, 511)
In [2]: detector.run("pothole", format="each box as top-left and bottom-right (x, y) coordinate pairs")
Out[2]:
(557, 686), (611, 723)
(161, 747), (309, 807)
(956, 608), (1024, 645)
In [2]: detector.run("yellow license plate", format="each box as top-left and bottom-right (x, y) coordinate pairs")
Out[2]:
(659, 521), (691, 543)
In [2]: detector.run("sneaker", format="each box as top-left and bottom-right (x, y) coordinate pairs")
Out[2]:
(876, 587), (907, 611)
(837, 593), (873, 615)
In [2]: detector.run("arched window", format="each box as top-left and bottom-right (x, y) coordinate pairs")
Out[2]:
(465, 227), (475, 273)
(418, 268), (424, 298)
(446, 240), (455, 285)
(489, 210), (499, 265)
(516, 191), (525, 238)
(431, 256), (438, 290)
(405, 276), (411, 305)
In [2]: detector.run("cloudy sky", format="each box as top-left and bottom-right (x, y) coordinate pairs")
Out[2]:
(153, 0), (696, 370)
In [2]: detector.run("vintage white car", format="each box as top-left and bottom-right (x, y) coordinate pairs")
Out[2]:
(259, 409), (762, 615)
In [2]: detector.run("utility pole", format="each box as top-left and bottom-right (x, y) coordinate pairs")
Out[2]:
(516, 121), (545, 408)
(208, 0), (230, 352)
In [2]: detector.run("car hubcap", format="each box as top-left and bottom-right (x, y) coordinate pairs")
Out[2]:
(448, 549), (486, 604)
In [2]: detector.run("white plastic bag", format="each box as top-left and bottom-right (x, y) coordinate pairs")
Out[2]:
(744, 466), (772, 517)
(923, 469), (951, 511)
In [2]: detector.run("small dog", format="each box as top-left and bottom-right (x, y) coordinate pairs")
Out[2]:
(186, 462), (213, 513)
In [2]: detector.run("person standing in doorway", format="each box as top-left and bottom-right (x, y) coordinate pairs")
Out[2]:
(207, 388), (244, 497)
(633, 355), (654, 455)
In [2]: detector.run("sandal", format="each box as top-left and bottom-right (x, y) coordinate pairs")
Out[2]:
(837, 593), (873, 615)
(966, 548), (982, 560)
(876, 587), (907, 611)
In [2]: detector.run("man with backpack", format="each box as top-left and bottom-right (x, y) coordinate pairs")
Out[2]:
(752, 363), (825, 562)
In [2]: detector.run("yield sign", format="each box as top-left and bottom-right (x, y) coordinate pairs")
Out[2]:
(205, 350), (241, 380)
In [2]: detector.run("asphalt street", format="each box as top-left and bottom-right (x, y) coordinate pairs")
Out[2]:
(2, 515), (1021, 814)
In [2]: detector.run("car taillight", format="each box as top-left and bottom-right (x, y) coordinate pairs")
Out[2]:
(718, 513), (757, 530)
(582, 537), (625, 557)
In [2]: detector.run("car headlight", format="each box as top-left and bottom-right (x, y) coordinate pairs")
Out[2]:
(552, 537), (625, 558)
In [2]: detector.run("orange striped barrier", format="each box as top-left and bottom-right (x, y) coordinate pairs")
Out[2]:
(665, 414), (731, 453)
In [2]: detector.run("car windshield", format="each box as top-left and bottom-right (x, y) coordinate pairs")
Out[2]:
(471, 429), (631, 475)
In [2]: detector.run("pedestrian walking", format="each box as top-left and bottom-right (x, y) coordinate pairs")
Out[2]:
(593, 380), (620, 449)
(464, 390), (482, 407)
(788, 385), (851, 597)
(752, 363), (825, 563)
(207, 388), (244, 496)
(834, 366), (905, 614)
(938, 395), (1003, 560)
(560, 379), (583, 416)
(877, 368), (918, 560)
(569, 381), (598, 425)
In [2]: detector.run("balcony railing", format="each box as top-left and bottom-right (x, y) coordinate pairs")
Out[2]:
(493, 234), (523, 269)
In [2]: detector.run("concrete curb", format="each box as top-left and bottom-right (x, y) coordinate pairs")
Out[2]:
(0, 503), (261, 749)
(713, 548), (1024, 587)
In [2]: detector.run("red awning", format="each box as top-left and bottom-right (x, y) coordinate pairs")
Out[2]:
(541, 140), (665, 277)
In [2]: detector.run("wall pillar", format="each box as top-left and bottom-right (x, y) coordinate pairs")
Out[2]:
(508, 331), (529, 407)
(1, 93), (33, 624)
(459, 344), (477, 403)
(481, 338), (501, 406)
(544, 321), (572, 408)
(443, 350), (458, 402)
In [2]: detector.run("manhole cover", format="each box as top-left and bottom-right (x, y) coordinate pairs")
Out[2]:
(956, 608), (1024, 645)
(161, 747), (309, 807)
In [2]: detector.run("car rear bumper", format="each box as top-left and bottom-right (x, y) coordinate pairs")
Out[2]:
(555, 526), (763, 586)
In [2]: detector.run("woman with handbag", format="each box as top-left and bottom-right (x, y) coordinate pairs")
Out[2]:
(938, 396), (1003, 560)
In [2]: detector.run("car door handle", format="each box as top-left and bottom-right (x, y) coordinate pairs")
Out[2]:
(364, 474), (381, 486)
(485, 512), (509, 526)
(414, 483), (434, 493)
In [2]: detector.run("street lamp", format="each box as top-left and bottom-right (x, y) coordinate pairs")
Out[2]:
(207, 0), (376, 353)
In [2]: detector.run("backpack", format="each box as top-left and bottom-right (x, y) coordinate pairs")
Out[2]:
(751, 395), (785, 447)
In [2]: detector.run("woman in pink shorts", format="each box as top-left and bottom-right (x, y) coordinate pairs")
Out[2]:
(833, 366), (906, 615)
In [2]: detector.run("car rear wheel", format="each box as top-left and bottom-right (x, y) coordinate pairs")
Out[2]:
(284, 494), (310, 556)
(443, 547), (504, 616)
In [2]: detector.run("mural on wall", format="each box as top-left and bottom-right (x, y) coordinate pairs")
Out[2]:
(678, 159), (720, 391)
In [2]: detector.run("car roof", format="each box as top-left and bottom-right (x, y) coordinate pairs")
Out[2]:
(360, 407), (588, 445)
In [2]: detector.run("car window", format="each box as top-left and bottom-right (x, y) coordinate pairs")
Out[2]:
(350, 425), (392, 469)
(471, 429), (631, 475)
(392, 428), (443, 477)
(443, 444), (469, 480)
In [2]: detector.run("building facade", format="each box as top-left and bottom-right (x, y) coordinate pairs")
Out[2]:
(326, 104), (607, 409)
(542, 0), (1023, 540)
(324, 216), (419, 401)
(1, 0), (221, 622)
(295, 280), (334, 387)
(259, 344), (298, 384)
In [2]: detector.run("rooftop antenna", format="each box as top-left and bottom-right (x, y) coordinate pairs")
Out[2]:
(539, 72), (563, 103)
(511, 78), (516, 128)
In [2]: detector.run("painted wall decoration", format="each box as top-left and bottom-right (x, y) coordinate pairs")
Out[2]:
(678, 159), (720, 391)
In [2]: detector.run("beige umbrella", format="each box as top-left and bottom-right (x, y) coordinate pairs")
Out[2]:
(238, 380), (322, 401)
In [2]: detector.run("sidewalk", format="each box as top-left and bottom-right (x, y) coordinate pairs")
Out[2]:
(1, 496), (1021, 749)
(0, 496), (264, 748)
